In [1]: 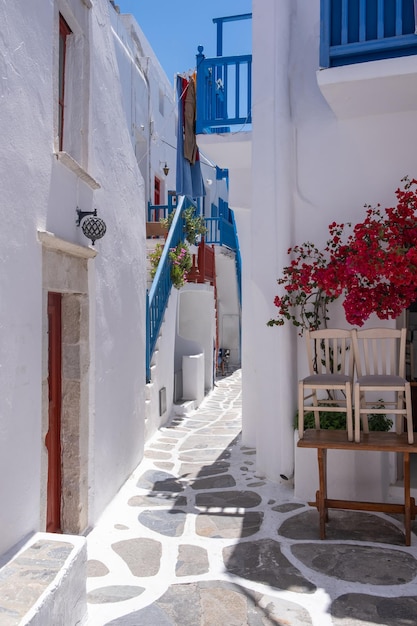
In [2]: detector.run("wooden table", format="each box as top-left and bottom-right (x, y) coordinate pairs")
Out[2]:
(297, 430), (417, 545)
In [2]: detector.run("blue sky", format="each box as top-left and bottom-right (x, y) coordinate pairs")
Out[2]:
(114, 0), (252, 80)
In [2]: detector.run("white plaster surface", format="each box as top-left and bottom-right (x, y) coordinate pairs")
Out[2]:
(0, 0), (177, 558)
(201, 0), (417, 488)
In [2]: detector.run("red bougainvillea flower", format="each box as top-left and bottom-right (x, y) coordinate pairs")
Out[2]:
(268, 177), (417, 332)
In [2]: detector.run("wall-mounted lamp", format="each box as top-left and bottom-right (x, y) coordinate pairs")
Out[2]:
(162, 162), (169, 176)
(76, 208), (107, 246)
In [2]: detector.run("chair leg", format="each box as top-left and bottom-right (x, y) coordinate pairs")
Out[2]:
(346, 382), (353, 442)
(298, 382), (305, 438)
(317, 448), (328, 539)
(361, 391), (369, 434)
(312, 391), (320, 429)
(396, 391), (404, 435)
(405, 383), (414, 445)
(404, 452), (411, 546)
(354, 383), (361, 443)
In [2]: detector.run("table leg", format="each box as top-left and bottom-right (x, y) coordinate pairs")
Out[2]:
(317, 448), (328, 539)
(404, 452), (411, 546)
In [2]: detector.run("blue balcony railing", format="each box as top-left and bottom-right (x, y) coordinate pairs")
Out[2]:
(321, 0), (417, 68)
(196, 13), (252, 134)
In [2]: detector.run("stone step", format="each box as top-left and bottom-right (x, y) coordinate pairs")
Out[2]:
(0, 533), (86, 626)
(172, 400), (196, 417)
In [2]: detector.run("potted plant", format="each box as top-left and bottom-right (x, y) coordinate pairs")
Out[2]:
(148, 241), (192, 290)
(160, 206), (207, 246)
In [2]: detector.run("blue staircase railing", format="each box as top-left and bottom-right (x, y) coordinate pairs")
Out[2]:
(231, 211), (242, 308)
(320, 0), (417, 68)
(146, 196), (196, 382)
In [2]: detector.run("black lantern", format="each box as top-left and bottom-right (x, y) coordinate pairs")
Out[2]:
(76, 208), (107, 246)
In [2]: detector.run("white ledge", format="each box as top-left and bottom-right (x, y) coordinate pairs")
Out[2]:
(38, 230), (97, 259)
(56, 152), (100, 190)
(317, 55), (417, 119)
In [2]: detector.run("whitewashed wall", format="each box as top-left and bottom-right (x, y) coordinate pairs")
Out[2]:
(245, 0), (417, 483)
(112, 12), (178, 204)
(0, 0), (150, 557)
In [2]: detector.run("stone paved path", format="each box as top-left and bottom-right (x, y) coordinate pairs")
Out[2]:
(86, 369), (417, 625)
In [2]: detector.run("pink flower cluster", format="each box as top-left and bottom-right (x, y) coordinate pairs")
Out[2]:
(269, 177), (417, 331)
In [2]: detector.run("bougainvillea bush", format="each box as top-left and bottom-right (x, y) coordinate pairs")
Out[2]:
(268, 177), (417, 332)
(149, 241), (192, 290)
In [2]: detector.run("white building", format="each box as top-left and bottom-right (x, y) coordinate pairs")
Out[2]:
(0, 0), (150, 560)
(198, 0), (417, 497)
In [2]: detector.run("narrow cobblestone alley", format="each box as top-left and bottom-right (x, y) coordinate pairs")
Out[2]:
(86, 369), (417, 626)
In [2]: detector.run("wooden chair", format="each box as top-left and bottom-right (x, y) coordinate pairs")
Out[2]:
(298, 329), (354, 441)
(352, 327), (414, 444)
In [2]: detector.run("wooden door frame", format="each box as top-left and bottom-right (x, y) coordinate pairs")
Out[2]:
(46, 291), (62, 533)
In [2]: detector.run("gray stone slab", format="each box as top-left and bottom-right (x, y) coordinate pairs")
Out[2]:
(331, 593), (417, 626)
(104, 581), (312, 626)
(178, 461), (230, 478)
(223, 539), (316, 593)
(87, 585), (144, 604)
(144, 449), (172, 460)
(291, 543), (417, 585)
(111, 538), (162, 577)
(196, 511), (263, 538)
(272, 503), (305, 513)
(179, 449), (232, 462)
(128, 494), (187, 507)
(176, 545), (209, 576)
(154, 461), (175, 470)
(106, 603), (174, 625)
(195, 490), (262, 509)
(138, 509), (186, 537)
(0, 540), (74, 621)
(190, 474), (236, 490)
(136, 469), (184, 493)
(279, 509), (406, 544)
(87, 559), (110, 577)
(149, 442), (176, 450)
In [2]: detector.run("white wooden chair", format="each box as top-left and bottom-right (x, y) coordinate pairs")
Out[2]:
(298, 329), (354, 441)
(352, 327), (414, 444)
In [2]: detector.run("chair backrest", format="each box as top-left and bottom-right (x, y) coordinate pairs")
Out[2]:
(305, 328), (354, 377)
(351, 327), (407, 378)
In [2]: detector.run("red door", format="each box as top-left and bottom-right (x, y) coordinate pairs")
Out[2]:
(46, 292), (62, 532)
(154, 176), (161, 221)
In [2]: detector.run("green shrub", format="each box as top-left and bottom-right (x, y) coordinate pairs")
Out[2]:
(295, 406), (393, 432)
(160, 206), (206, 246)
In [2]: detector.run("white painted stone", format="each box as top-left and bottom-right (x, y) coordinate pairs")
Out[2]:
(182, 353), (205, 406)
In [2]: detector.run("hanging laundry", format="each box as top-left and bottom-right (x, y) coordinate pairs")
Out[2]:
(176, 74), (205, 198)
(183, 75), (197, 165)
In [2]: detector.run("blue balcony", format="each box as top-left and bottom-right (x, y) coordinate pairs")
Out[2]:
(321, 0), (417, 69)
(196, 14), (252, 135)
